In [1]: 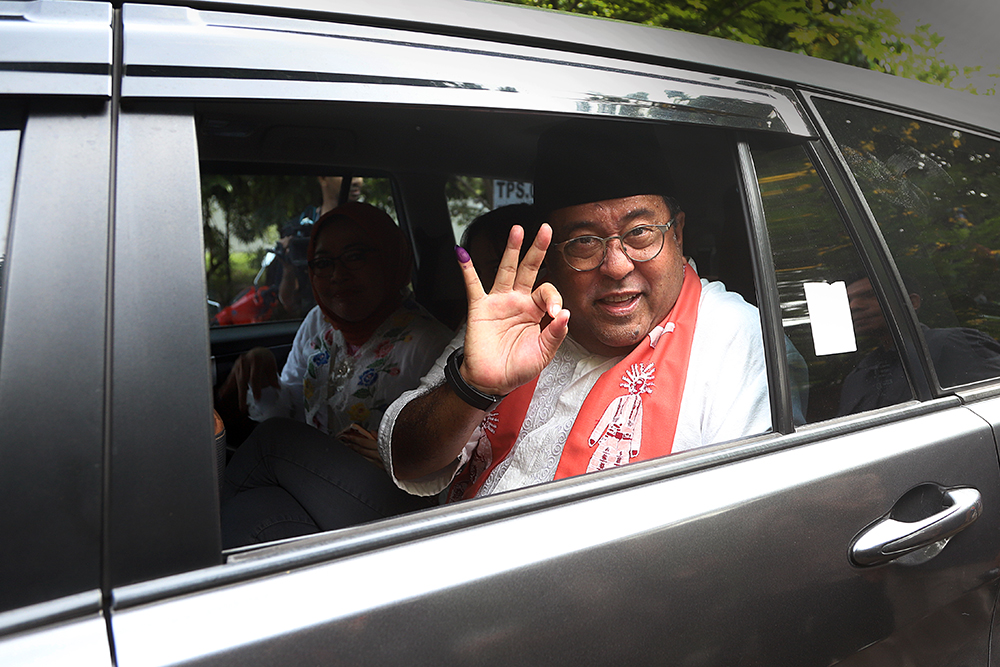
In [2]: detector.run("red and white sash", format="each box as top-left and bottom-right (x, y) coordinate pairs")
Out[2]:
(448, 264), (701, 502)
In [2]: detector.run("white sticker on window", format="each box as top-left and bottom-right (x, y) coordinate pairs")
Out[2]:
(803, 281), (858, 356)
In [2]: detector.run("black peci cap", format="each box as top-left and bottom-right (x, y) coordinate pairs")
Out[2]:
(532, 119), (674, 217)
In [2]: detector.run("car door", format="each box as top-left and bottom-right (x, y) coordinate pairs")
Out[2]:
(803, 92), (1000, 661)
(0, 2), (115, 664)
(97, 4), (1000, 666)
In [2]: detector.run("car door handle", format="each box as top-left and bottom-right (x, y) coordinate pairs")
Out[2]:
(850, 487), (982, 567)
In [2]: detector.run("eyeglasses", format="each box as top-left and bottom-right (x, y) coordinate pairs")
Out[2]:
(551, 220), (674, 272)
(307, 247), (374, 275)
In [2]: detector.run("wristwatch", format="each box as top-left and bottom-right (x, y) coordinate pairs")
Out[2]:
(444, 347), (507, 412)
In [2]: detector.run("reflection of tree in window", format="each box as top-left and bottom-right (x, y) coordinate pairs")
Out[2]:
(816, 98), (1000, 387)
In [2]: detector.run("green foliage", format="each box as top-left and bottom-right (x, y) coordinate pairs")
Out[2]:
(817, 99), (1000, 336)
(493, 0), (960, 87)
(446, 176), (492, 235)
(358, 178), (396, 215)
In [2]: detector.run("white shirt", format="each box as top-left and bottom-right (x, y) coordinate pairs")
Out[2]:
(378, 279), (771, 497)
(249, 296), (452, 436)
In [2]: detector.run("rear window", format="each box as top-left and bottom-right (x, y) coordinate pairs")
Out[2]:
(816, 98), (1000, 389)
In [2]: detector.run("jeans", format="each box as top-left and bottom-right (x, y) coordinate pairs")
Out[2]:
(221, 417), (435, 548)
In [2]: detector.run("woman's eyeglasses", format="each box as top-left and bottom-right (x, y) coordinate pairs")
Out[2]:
(307, 247), (375, 275)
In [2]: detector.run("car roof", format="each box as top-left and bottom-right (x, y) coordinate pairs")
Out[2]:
(136, 0), (1000, 135)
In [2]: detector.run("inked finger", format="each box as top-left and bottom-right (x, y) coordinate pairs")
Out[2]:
(455, 245), (487, 302)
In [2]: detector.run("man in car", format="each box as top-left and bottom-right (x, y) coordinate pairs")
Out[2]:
(378, 122), (771, 500)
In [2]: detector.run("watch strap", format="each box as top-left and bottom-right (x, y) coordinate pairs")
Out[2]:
(444, 347), (506, 411)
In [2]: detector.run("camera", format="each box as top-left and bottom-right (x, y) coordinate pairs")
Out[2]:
(275, 219), (313, 268)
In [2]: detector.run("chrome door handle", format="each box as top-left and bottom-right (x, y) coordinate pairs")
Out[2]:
(850, 487), (982, 567)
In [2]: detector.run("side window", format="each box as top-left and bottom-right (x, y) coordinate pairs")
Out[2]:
(755, 142), (911, 422)
(204, 175), (396, 327)
(445, 175), (535, 296)
(201, 102), (774, 549)
(815, 99), (1000, 389)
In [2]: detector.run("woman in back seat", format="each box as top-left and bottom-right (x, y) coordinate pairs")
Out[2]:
(220, 202), (451, 547)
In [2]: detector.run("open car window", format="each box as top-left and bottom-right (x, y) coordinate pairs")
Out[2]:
(197, 99), (778, 549)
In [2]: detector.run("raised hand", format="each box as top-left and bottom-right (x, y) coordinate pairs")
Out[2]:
(456, 223), (570, 396)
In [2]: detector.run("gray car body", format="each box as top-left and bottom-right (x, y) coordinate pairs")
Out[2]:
(2, 1), (1000, 665)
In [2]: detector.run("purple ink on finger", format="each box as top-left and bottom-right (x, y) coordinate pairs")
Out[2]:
(455, 245), (471, 263)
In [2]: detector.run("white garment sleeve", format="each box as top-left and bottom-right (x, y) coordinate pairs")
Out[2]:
(378, 326), (481, 497)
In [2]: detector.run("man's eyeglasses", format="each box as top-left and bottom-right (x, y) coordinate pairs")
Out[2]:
(307, 247), (375, 275)
(551, 220), (674, 272)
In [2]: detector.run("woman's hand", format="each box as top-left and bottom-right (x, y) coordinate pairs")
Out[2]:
(229, 347), (281, 414)
(339, 423), (384, 469)
(457, 223), (570, 397)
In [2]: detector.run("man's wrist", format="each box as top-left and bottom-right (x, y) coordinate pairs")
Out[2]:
(444, 347), (507, 412)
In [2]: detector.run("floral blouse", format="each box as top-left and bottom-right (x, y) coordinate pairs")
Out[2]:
(247, 294), (452, 436)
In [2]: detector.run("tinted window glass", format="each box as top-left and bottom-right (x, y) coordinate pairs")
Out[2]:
(816, 99), (1000, 389)
(755, 142), (911, 422)
(204, 174), (396, 327)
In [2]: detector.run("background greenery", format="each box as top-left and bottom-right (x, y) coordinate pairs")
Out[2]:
(493, 0), (992, 92)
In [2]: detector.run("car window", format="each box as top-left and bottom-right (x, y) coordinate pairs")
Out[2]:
(754, 141), (912, 422)
(197, 101), (775, 549)
(815, 99), (1000, 389)
(204, 174), (396, 327)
